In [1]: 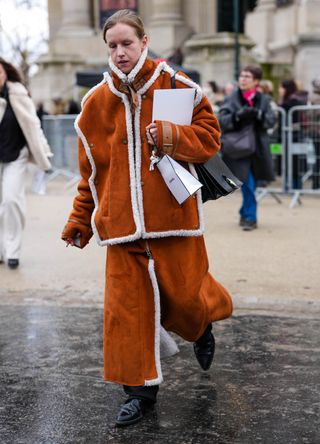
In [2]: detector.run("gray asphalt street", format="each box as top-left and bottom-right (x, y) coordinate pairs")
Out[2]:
(0, 179), (319, 443)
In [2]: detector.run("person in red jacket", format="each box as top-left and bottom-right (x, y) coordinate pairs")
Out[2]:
(61, 9), (232, 427)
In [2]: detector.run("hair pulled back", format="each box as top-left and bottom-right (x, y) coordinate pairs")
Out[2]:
(102, 9), (145, 42)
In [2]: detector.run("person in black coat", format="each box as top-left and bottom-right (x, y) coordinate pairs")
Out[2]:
(218, 65), (276, 231)
(278, 79), (308, 189)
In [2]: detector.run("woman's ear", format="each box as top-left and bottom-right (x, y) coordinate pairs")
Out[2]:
(141, 34), (148, 50)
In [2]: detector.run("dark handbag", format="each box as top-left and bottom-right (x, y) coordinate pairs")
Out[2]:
(194, 154), (242, 202)
(169, 72), (242, 202)
(221, 124), (256, 159)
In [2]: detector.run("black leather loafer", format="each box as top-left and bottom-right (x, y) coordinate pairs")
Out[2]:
(193, 324), (215, 371)
(116, 398), (151, 427)
(8, 259), (19, 269)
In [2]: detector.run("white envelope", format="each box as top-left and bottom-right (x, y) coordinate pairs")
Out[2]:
(152, 88), (195, 125)
(156, 155), (202, 204)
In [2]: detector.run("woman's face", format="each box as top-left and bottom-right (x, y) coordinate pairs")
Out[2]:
(278, 85), (285, 99)
(106, 23), (147, 74)
(0, 64), (7, 89)
(239, 70), (259, 92)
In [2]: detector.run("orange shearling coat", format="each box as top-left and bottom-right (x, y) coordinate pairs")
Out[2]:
(62, 49), (232, 386)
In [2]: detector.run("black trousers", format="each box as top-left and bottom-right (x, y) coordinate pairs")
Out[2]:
(123, 385), (159, 404)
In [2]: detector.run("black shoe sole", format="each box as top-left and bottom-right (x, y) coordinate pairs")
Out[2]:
(8, 259), (19, 269)
(242, 225), (257, 231)
(115, 413), (143, 427)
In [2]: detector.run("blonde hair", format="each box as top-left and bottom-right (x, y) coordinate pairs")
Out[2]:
(102, 9), (145, 42)
(259, 80), (274, 95)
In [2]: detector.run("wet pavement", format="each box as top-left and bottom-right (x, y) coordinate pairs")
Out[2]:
(0, 305), (319, 444)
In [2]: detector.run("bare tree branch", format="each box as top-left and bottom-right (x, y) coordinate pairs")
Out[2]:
(0, 0), (48, 85)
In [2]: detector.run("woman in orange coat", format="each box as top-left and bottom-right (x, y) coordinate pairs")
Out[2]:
(62, 9), (232, 426)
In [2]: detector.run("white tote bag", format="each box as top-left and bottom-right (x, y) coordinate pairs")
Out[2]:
(155, 154), (202, 204)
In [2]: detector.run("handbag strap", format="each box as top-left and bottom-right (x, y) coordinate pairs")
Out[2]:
(170, 72), (177, 89)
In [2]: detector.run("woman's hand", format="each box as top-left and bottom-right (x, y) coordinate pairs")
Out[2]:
(146, 122), (158, 146)
(64, 232), (81, 247)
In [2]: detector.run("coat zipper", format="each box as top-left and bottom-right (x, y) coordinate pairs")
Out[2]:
(145, 240), (153, 259)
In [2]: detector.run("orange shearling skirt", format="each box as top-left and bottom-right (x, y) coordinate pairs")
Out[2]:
(103, 235), (232, 386)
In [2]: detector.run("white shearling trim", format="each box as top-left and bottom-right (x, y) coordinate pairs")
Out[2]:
(108, 57), (126, 81)
(74, 116), (102, 244)
(128, 47), (148, 83)
(75, 73), (143, 246)
(142, 227), (203, 240)
(108, 47), (148, 84)
(174, 72), (203, 107)
(104, 72), (143, 239)
(104, 72), (123, 99)
(144, 258), (163, 386)
(97, 225), (204, 246)
(133, 95), (146, 232)
(97, 232), (141, 246)
(162, 64), (175, 77)
(147, 62), (203, 107)
(137, 61), (168, 95)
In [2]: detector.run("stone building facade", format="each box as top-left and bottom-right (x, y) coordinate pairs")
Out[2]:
(30, 0), (320, 107)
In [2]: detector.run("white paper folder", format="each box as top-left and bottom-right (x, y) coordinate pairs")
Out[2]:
(151, 87), (202, 204)
(152, 88), (195, 125)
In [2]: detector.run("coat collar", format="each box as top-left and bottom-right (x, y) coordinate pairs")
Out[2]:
(108, 47), (148, 83)
(109, 48), (157, 93)
(6, 81), (28, 96)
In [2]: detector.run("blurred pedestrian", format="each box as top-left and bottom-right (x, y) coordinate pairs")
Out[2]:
(278, 79), (308, 189)
(168, 47), (184, 65)
(224, 81), (237, 97)
(36, 101), (49, 128)
(204, 80), (225, 113)
(51, 97), (65, 115)
(65, 99), (80, 115)
(218, 65), (276, 231)
(0, 58), (53, 269)
(295, 80), (309, 105)
(278, 79), (307, 112)
(310, 77), (320, 105)
(258, 79), (277, 111)
(61, 9), (232, 426)
(310, 78), (320, 189)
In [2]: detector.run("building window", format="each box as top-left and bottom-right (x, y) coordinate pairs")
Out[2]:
(99, 0), (138, 28)
(217, 0), (257, 34)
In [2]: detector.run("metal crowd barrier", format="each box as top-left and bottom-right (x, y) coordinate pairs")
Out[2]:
(255, 105), (320, 207)
(256, 106), (286, 204)
(42, 115), (80, 189)
(287, 105), (320, 208)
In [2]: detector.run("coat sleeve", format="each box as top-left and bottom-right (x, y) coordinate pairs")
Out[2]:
(259, 98), (276, 130)
(61, 139), (94, 248)
(217, 98), (237, 132)
(155, 95), (221, 163)
(9, 82), (53, 171)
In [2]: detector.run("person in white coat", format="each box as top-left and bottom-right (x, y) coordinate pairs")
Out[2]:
(0, 58), (53, 268)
